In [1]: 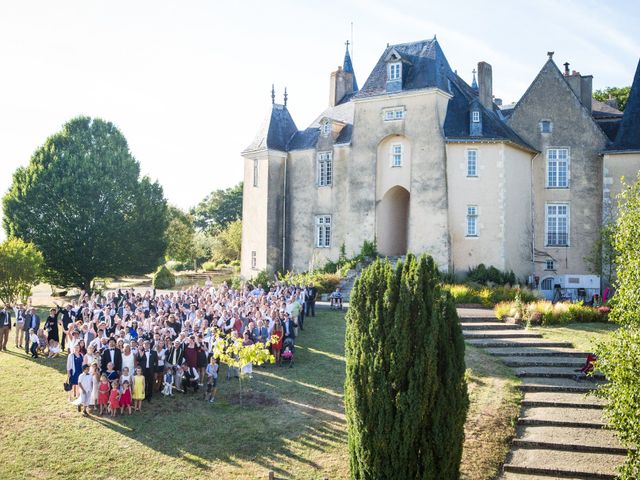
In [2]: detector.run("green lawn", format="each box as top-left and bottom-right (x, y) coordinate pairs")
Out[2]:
(531, 322), (619, 352)
(0, 308), (519, 480)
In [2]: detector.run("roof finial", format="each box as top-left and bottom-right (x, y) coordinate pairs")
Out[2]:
(471, 68), (478, 90)
(284, 87), (288, 107)
(271, 84), (275, 104)
(563, 62), (570, 76)
(345, 39), (350, 53)
(547, 51), (554, 59)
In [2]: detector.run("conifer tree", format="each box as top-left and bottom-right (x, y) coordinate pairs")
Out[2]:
(345, 253), (468, 479)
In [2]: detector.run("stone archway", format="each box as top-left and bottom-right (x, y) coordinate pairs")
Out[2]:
(376, 186), (410, 256)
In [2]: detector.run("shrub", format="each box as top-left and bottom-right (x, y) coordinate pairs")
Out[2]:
(498, 299), (609, 326)
(153, 265), (176, 289)
(201, 261), (218, 272)
(250, 270), (273, 289)
(278, 271), (341, 295)
(494, 301), (514, 320)
(345, 254), (468, 478)
(444, 284), (537, 307)
(359, 239), (378, 259)
(466, 263), (518, 286)
(165, 260), (190, 272)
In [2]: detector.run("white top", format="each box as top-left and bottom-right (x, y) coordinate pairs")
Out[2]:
(122, 352), (135, 373)
(78, 372), (94, 393)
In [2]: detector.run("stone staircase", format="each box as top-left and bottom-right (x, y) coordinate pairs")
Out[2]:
(458, 308), (628, 480)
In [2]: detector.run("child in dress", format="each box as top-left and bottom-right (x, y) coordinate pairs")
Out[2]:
(28, 329), (39, 358)
(120, 367), (132, 389)
(97, 374), (110, 415)
(132, 366), (145, 412)
(47, 339), (61, 358)
(119, 380), (132, 415)
(77, 364), (94, 416)
(109, 379), (120, 417)
(162, 367), (174, 396)
(37, 328), (47, 356)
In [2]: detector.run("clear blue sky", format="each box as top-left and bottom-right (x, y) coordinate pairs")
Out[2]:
(1, 0), (638, 238)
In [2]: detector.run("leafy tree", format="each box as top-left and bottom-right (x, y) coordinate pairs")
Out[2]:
(2, 116), (168, 291)
(165, 206), (196, 263)
(152, 265), (175, 289)
(211, 219), (242, 263)
(593, 86), (631, 111)
(193, 230), (217, 266)
(595, 174), (640, 478)
(191, 182), (243, 234)
(584, 222), (617, 288)
(0, 238), (44, 305)
(345, 254), (468, 479)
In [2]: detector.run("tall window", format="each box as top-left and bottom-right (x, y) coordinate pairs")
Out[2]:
(391, 144), (403, 167)
(547, 148), (569, 188)
(466, 206), (478, 237)
(546, 204), (569, 246)
(472, 111), (480, 123)
(466, 150), (478, 177)
(315, 215), (332, 248)
(317, 152), (332, 187)
(389, 62), (401, 81)
(253, 159), (258, 187)
(251, 251), (257, 269)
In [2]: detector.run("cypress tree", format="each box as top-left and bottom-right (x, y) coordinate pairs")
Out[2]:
(345, 253), (468, 479)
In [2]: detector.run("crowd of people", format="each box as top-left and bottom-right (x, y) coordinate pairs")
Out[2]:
(0, 278), (319, 416)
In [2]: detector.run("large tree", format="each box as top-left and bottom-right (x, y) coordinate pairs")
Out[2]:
(191, 182), (243, 234)
(593, 86), (631, 111)
(0, 238), (44, 305)
(165, 205), (196, 263)
(345, 254), (468, 479)
(3, 116), (168, 290)
(596, 174), (640, 478)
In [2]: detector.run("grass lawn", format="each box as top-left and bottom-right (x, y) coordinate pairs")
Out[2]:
(531, 322), (619, 352)
(0, 308), (519, 480)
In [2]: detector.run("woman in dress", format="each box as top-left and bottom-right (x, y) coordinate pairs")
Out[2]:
(154, 340), (167, 391)
(121, 343), (136, 374)
(66, 344), (84, 401)
(83, 344), (97, 367)
(90, 362), (100, 410)
(272, 321), (283, 365)
(183, 337), (198, 371)
(241, 330), (254, 377)
(195, 336), (208, 386)
(44, 308), (59, 344)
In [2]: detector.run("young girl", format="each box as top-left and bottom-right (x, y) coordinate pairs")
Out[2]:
(119, 380), (132, 415)
(120, 366), (132, 388)
(37, 328), (47, 356)
(47, 339), (61, 358)
(109, 379), (120, 417)
(205, 357), (219, 403)
(132, 366), (145, 411)
(97, 374), (110, 415)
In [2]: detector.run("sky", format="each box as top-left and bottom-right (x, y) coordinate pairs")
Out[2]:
(1, 0), (639, 240)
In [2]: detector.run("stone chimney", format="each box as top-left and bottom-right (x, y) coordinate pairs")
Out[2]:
(564, 68), (593, 112)
(606, 94), (619, 110)
(477, 61), (493, 110)
(329, 66), (354, 107)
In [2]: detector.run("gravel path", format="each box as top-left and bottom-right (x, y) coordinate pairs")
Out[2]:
(458, 308), (627, 479)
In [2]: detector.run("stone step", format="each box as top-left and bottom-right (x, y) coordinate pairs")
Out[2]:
(487, 347), (590, 357)
(515, 425), (627, 455)
(456, 309), (496, 320)
(513, 367), (605, 380)
(467, 339), (573, 349)
(519, 377), (601, 394)
(503, 356), (586, 368)
(503, 448), (624, 479)
(522, 392), (605, 410)
(501, 473), (586, 480)
(459, 322), (521, 330)
(463, 331), (543, 339)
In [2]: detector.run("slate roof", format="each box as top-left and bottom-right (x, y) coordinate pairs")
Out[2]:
(288, 128), (320, 151)
(355, 38), (451, 98)
(444, 72), (536, 152)
(343, 46), (359, 93)
(607, 58), (640, 152)
(243, 104), (298, 152)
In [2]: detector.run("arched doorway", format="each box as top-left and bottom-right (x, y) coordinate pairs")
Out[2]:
(376, 186), (410, 256)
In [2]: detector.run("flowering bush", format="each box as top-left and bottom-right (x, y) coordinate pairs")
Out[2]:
(494, 299), (609, 325)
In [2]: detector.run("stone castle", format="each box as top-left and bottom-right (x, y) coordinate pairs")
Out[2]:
(240, 37), (640, 297)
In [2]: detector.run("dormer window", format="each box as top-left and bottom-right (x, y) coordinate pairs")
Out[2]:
(540, 120), (553, 133)
(321, 119), (331, 136)
(389, 63), (401, 81)
(472, 111), (480, 123)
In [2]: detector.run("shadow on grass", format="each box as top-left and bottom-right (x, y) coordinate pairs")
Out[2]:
(17, 309), (348, 479)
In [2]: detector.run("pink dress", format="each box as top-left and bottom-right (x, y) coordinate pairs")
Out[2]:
(98, 382), (110, 406)
(120, 388), (132, 407)
(109, 388), (120, 409)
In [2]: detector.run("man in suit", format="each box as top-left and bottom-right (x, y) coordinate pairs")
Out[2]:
(0, 304), (11, 351)
(165, 340), (184, 369)
(55, 303), (74, 352)
(100, 338), (123, 373)
(139, 340), (158, 401)
(23, 308), (40, 354)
